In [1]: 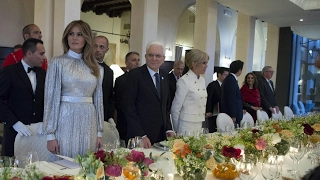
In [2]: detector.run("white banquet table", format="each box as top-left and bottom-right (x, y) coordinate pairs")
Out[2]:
(36, 146), (316, 180)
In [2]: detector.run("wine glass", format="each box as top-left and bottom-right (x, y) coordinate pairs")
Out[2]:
(261, 155), (279, 180)
(12, 155), (27, 169)
(201, 128), (209, 135)
(134, 136), (144, 150)
(288, 137), (306, 179)
(127, 138), (136, 149)
(225, 125), (233, 135)
(27, 151), (39, 167)
(237, 154), (259, 180)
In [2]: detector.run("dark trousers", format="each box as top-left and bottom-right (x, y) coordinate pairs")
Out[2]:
(208, 116), (217, 133)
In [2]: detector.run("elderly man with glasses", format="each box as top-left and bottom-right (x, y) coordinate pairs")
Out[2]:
(258, 66), (279, 118)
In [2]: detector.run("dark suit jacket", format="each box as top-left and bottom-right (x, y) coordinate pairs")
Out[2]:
(0, 61), (46, 156)
(206, 80), (221, 114)
(221, 74), (243, 124)
(258, 77), (277, 117)
(125, 64), (172, 144)
(168, 72), (177, 104)
(99, 62), (115, 121)
(114, 71), (128, 140)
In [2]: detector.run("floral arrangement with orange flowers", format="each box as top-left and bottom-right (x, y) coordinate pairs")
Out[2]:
(168, 135), (211, 180)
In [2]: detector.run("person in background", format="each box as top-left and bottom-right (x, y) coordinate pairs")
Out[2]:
(240, 72), (262, 122)
(168, 60), (185, 104)
(125, 41), (174, 148)
(42, 20), (104, 158)
(258, 66), (278, 118)
(171, 49), (209, 135)
(206, 67), (229, 132)
(2, 24), (47, 70)
(13, 44), (22, 52)
(93, 36), (114, 122)
(114, 51), (140, 141)
(0, 38), (46, 156)
(221, 60), (244, 126)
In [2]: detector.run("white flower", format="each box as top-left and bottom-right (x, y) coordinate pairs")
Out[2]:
(272, 133), (281, 144)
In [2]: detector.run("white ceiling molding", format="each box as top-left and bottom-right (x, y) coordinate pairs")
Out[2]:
(291, 24), (320, 40)
(289, 0), (320, 11)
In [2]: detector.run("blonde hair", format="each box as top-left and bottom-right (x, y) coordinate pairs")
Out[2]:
(62, 20), (99, 78)
(185, 49), (209, 69)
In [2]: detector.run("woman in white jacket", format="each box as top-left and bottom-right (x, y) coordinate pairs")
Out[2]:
(171, 49), (209, 135)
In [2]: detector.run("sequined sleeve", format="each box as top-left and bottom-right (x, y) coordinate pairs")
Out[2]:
(42, 57), (62, 139)
(93, 66), (104, 134)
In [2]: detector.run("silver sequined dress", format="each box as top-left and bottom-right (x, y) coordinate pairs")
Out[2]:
(42, 50), (104, 158)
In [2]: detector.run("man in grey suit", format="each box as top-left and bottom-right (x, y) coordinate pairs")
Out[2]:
(125, 42), (174, 148)
(258, 66), (279, 118)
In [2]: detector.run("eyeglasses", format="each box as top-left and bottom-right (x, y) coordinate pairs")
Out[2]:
(147, 54), (164, 59)
(266, 71), (274, 73)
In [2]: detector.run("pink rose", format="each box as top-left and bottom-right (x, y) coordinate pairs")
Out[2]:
(143, 170), (149, 176)
(255, 138), (267, 150)
(94, 150), (106, 163)
(105, 163), (122, 177)
(143, 157), (154, 166)
(126, 150), (145, 162)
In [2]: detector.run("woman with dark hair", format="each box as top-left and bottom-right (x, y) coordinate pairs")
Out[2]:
(240, 72), (262, 122)
(42, 20), (104, 158)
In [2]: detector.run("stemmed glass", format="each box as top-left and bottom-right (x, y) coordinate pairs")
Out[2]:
(225, 125), (233, 135)
(237, 154), (259, 180)
(127, 138), (137, 149)
(27, 151), (39, 167)
(261, 155), (280, 180)
(288, 137), (306, 179)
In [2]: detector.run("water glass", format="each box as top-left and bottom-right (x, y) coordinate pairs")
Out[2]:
(225, 125), (233, 135)
(201, 128), (209, 135)
(288, 137), (306, 178)
(12, 155), (27, 169)
(134, 136), (144, 150)
(261, 155), (279, 180)
(237, 154), (259, 180)
(27, 151), (39, 167)
(127, 138), (136, 149)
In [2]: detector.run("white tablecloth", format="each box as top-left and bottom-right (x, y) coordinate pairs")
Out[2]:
(37, 147), (316, 179)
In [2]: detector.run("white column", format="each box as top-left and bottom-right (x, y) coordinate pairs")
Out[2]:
(53, 0), (81, 57)
(129, 0), (159, 64)
(194, 0), (218, 86)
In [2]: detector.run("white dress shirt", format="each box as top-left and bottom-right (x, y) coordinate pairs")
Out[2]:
(21, 59), (36, 93)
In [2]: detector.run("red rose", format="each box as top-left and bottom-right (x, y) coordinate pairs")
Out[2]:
(126, 150), (145, 162)
(302, 123), (314, 136)
(105, 163), (122, 177)
(143, 157), (154, 166)
(42, 177), (53, 180)
(94, 150), (107, 163)
(222, 146), (241, 159)
(252, 129), (260, 134)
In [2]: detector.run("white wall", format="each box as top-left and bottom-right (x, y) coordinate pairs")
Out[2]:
(0, 0), (35, 47)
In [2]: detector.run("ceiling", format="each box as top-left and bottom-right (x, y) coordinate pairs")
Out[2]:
(215, 0), (320, 27)
(81, 0), (320, 27)
(81, 0), (131, 18)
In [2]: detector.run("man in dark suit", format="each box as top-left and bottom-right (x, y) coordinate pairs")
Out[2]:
(206, 67), (229, 132)
(125, 41), (174, 148)
(93, 36), (115, 122)
(114, 51), (140, 141)
(168, 60), (184, 104)
(258, 66), (278, 118)
(0, 38), (46, 156)
(221, 60), (244, 126)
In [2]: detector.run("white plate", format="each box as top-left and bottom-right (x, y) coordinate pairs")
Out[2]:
(159, 141), (169, 147)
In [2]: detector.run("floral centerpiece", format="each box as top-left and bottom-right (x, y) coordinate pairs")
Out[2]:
(124, 150), (154, 180)
(168, 135), (210, 180)
(75, 148), (129, 180)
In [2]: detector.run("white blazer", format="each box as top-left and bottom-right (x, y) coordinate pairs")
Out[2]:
(171, 70), (207, 129)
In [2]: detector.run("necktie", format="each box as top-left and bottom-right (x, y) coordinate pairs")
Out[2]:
(27, 67), (35, 73)
(268, 80), (274, 92)
(154, 73), (161, 97)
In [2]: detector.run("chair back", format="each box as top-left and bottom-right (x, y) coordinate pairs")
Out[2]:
(272, 108), (283, 120)
(102, 119), (120, 145)
(284, 106), (294, 120)
(240, 112), (254, 128)
(256, 110), (269, 122)
(298, 101), (306, 114)
(14, 122), (51, 161)
(216, 113), (234, 132)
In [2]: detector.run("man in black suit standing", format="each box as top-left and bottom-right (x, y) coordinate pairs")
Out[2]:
(221, 60), (244, 126)
(168, 60), (185, 104)
(0, 38), (46, 156)
(114, 51), (140, 141)
(206, 67), (229, 132)
(93, 36), (115, 122)
(126, 41), (174, 148)
(258, 66), (278, 118)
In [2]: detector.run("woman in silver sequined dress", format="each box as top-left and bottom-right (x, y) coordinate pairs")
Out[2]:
(42, 20), (104, 158)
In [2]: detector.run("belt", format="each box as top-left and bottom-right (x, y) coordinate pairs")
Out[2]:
(61, 96), (93, 103)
